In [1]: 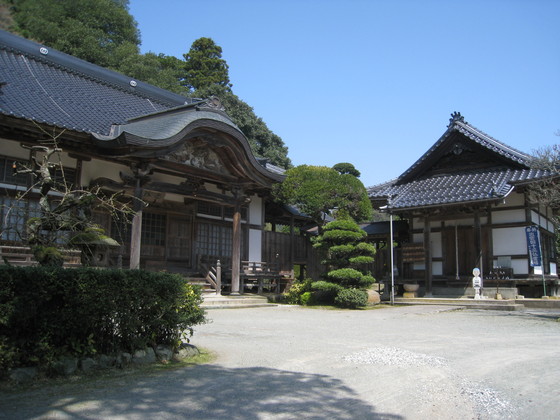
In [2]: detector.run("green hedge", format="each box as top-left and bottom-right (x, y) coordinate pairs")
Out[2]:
(0, 266), (206, 371)
(335, 288), (368, 309)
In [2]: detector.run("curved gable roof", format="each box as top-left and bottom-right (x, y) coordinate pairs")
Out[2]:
(0, 30), (283, 187)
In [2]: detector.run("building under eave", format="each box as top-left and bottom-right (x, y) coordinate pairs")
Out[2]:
(0, 29), (304, 293)
(368, 112), (558, 298)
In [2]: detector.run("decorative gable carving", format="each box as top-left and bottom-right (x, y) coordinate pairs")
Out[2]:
(163, 141), (227, 174)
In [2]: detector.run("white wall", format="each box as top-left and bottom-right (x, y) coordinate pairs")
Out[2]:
(81, 159), (125, 185)
(512, 259), (529, 275)
(2, 139), (27, 159)
(492, 209), (525, 224)
(432, 232), (442, 258)
(493, 227), (527, 255)
(248, 228), (262, 262)
(249, 195), (263, 226)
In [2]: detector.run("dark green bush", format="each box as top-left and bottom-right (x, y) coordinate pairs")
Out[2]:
(0, 266), (206, 372)
(335, 288), (368, 309)
(349, 255), (375, 265)
(320, 229), (365, 243)
(310, 281), (343, 304)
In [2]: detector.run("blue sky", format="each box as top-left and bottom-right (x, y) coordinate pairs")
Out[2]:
(129, 0), (560, 187)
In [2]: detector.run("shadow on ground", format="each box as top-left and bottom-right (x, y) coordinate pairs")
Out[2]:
(1, 364), (403, 419)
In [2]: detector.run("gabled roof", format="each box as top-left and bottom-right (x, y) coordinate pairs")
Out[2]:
(397, 112), (532, 183)
(368, 113), (548, 211)
(0, 30), (283, 186)
(0, 29), (190, 135)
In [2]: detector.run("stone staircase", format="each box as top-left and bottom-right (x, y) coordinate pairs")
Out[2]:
(201, 293), (276, 309)
(394, 297), (525, 311)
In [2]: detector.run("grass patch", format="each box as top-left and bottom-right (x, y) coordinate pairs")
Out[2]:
(0, 347), (216, 394)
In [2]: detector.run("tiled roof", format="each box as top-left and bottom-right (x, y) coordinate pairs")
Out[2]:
(0, 30), (284, 180)
(92, 103), (243, 147)
(369, 168), (548, 210)
(0, 29), (190, 136)
(368, 113), (549, 210)
(397, 113), (532, 183)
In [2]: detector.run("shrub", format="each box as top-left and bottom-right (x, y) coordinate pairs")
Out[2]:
(299, 291), (313, 306)
(310, 281), (343, 304)
(349, 255), (375, 265)
(320, 229), (365, 244)
(0, 266), (206, 372)
(327, 268), (364, 287)
(335, 288), (368, 309)
(354, 242), (376, 255)
(283, 278), (312, 304)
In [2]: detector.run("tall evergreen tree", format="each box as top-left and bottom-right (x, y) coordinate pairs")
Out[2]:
(182, 37), (231, 92)
(3, 4), (292, 168)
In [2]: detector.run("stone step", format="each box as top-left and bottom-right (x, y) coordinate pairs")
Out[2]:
(395, 297), (525, 311)
(201, 294), (276, 309)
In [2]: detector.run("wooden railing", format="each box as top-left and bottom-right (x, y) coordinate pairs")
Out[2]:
(197, 258), (223, 295)
(241, 261), (293, 294)
(0, 245), (81, 267)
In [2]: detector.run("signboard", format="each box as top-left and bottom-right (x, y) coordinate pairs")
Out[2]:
(525, 226), (542, 267)
(402, 243), (425, 263)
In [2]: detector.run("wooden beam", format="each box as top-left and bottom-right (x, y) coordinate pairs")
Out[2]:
(230, 201), (242, 295)
(129, 184), (144, 270)
(474, 210), (482, 276)
(424, 215), (432, 296)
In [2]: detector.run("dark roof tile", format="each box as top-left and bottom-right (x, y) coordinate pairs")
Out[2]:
(369, 168), (548, 210)
(0, 30), (190, 136)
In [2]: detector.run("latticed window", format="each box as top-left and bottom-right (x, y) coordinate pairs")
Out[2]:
(141, 212), (166, 246)
(111, 215), (132, 249)
(196, 223), (232, 258)
(0, 155), (76, 190)
(0, 156), (29, 186)
(198, 202), (247, 221)
(0, 197), (68, 244)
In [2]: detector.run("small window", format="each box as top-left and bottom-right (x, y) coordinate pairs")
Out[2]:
(0, 156), (29, 186)
(142, 212), (166, 246)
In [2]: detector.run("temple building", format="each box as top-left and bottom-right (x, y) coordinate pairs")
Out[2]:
(0, 29), (308, 293)
(368, 113), (558, 298)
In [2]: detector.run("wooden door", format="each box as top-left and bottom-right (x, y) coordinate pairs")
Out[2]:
(443, 226), (475, 277)
(167, 216), (193, 267)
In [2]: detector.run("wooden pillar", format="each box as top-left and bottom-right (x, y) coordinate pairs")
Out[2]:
(129, 184), (143, 270)
(289, 214), (295, 270)
(474, 210), (482, 276)
(487, 204), (494, 273)
(424, 215), (432, 297)
(230, 201), (242, 295)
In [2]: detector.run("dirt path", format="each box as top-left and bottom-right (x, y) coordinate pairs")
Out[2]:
(1, 305), (559, 419)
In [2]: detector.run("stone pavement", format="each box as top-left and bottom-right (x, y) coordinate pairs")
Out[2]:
(1, 304), (559, 419)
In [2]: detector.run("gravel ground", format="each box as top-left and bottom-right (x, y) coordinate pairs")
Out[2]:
(1, 304), (559, 419)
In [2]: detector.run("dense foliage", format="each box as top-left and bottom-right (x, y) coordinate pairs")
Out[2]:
(282, 218), (375, 309)
(196, 84), (291, 168)
(2, 0), (291, 168)
(6, 0), (140, 69)
(273, 165), (372, 227)
(0, 266), (206, 372)
(333, 162), (361, 177)
(315, 218), (375, 307)
(182, 37), (231, 92)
